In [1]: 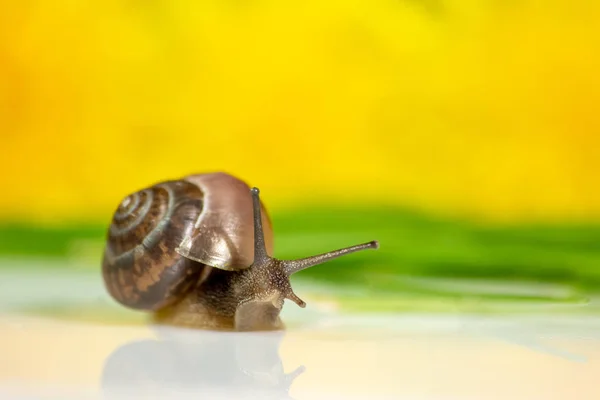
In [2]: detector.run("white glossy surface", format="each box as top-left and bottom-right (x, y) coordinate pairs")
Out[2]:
(1, 268), (599, 399)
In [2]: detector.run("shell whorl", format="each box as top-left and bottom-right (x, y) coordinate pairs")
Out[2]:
(102, 180), (207, 311)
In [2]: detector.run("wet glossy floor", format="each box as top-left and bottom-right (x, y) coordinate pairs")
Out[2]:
(2, 312), (600, 399)
(1, 267), (599, 399)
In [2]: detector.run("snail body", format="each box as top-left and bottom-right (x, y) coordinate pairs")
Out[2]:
(102, 172), (378, 331)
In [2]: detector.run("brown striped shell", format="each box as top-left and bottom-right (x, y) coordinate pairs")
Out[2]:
(102, 172), (274, 311)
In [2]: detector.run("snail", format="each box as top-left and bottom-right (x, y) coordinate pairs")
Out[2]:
(102, 172), (379, 331)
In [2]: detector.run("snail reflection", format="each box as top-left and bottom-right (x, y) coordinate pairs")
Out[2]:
(101, 327), (304, 400)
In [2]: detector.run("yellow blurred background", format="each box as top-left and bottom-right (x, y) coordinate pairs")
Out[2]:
(1, 0), (599, 226)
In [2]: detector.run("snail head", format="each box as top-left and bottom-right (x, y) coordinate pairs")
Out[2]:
(247, 187), (379, 309)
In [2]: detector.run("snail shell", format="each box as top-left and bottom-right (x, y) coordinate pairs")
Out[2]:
(102, 172), (273, 311)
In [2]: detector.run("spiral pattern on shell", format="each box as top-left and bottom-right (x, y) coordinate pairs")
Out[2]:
(102, 180), (207, 311)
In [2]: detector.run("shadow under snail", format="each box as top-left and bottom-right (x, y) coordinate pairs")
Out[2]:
(102, 172), (379, 331)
